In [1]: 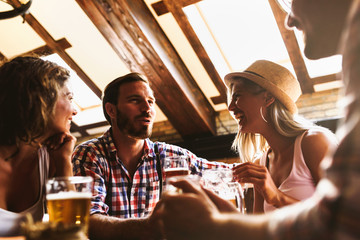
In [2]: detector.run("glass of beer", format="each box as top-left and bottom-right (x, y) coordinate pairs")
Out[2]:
(164, 156), (190, 178)
(46, 176), (93, 233)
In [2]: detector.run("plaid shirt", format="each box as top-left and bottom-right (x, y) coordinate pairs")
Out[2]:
(72, 128), (229, 219)
(268, 1), (360, 239)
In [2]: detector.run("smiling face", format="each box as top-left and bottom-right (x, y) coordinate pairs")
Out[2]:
(49, 81), (77, 134)
(227, 80), (267, 133)
(112, 81), (156, 139)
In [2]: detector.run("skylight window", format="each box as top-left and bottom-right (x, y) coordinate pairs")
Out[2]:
(42, 54), (106, 127)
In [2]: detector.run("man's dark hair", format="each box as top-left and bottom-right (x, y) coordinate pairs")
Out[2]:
(102, 72), (149, 124)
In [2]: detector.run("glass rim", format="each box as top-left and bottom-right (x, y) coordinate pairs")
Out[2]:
(47, 176), (93, 184)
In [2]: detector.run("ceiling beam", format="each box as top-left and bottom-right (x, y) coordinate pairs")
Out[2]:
(20, 38), (71, 57)
(162, 0), (227, 104)
(70, 121), (109, 137)
(312, 73), (341, 85)
(10, 0), (102, 98)
(267, 0), (314, 94)
(152, 0), (202, 16)
(76, 0), (217, 139)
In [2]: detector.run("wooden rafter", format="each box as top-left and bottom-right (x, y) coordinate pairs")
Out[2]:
(312, 73), (341, 85)
(10, 0), (102, 98)
(162, 0), (227, 104)
(76, 0), (217, 139)
(268, 0), (314, 94)
(19, 38), (71, 58)
(152, 0), (201, 16)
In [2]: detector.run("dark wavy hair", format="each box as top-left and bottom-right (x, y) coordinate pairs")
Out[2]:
(102, 72), (149, 124)
(0, 56), (70, 145)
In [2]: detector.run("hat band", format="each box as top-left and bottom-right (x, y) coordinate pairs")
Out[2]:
(244, 70), (265, 79)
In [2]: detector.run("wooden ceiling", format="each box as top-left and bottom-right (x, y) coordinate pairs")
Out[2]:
(1, 0), (341, 141)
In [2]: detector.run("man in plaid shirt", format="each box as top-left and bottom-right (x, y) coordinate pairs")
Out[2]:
(157, 0), (360, 239)
(72, 73), (229, 239)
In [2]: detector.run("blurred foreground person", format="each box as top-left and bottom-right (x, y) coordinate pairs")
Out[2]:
(0, 57), (77, 236)
(158, 0), (360, 239)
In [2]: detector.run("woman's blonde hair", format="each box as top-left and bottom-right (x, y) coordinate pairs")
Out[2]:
(230, 79), (314, 163)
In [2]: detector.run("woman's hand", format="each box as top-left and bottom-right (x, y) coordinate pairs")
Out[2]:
(46, 132), (77, 177)
(232, 162), (282, 207)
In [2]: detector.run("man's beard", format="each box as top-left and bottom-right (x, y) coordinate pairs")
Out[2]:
(115, 108), (153, 139)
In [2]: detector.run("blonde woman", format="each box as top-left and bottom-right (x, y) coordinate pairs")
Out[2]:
(227, 60), (338, 213)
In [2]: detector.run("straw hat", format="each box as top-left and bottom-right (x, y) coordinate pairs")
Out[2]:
(224, 60), (301, 114)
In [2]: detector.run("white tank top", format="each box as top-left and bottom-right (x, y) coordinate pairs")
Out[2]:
(0, 146), (49, 236)
(261, 130), (316, 212)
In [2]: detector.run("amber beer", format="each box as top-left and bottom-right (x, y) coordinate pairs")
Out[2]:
(47, 192), (91, 231)
(227, 197), (237, 208)
(164, 168), (190, 178)
(46, 176), (93, 234)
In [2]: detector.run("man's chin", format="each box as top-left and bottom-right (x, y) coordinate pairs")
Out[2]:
(130, 127), (153, 139)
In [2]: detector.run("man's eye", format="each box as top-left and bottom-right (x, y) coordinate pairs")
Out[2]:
(130, 99), (139, 103)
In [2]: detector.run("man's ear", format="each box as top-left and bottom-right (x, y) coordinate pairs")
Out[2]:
(264, 92), (275, 107)
(105, 102), (116, 119)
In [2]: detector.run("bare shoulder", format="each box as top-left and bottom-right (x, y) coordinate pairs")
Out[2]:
(301, 126), (338, 157)
(302, 127), (338, 146)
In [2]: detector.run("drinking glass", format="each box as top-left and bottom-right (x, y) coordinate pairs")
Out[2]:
(164, 156), (190, 178)
(163, 174), (201, 195)
(202, 169), (245, 213)
(46, 176), (93, 233)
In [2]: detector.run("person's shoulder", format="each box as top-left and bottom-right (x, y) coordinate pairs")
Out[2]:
(301, 126), (338, 149)
(303, 126), (337, 142)
(152, 140), (190, 154)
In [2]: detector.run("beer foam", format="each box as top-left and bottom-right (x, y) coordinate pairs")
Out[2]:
(46, 191), (92, 200)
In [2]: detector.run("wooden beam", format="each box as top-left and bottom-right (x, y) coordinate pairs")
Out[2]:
(70, 120), (109, 137)
(70, 122), (89, 137)
(312, 73), (341, 85)
(10, 0), (102, 98)
(151, 0), (202, 16)
(19, 38), (71, 57)
(76, 0), (217, 138)
(162, 0), (227, 104)
(268, 0), (314, 94)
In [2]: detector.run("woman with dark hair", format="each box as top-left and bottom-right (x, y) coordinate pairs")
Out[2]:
(0, 56), (78, 236)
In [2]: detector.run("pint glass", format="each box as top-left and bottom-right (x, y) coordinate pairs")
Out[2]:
(164, 156), (190, 178)
(46, 176), (93, 233)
